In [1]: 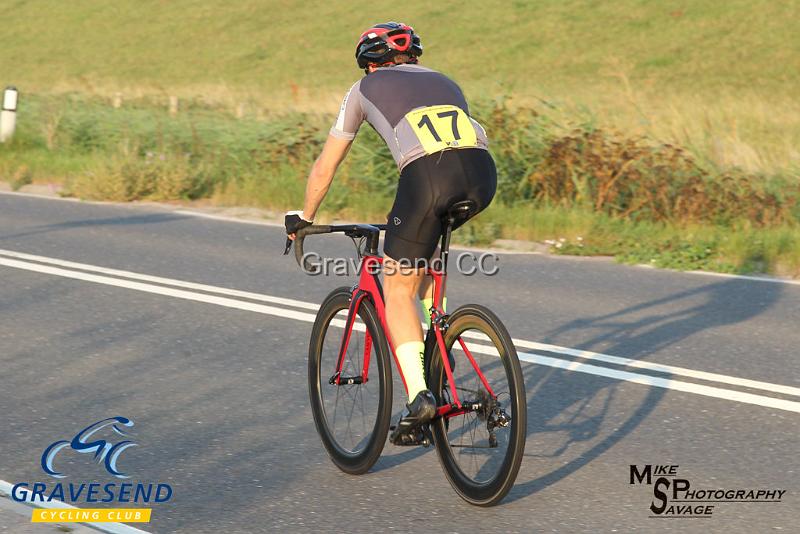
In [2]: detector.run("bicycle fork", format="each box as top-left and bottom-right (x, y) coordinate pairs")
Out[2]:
(329, 289), (372, 386)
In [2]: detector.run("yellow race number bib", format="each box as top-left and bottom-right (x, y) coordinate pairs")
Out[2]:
(405, 105), (478, 154)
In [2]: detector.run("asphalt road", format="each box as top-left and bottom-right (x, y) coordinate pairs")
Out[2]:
(0, 192), (798, 533)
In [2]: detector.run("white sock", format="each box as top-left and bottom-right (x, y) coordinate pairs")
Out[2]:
(395, 341), (426, 401)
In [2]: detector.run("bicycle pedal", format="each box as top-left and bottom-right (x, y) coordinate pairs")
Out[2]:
(390, 428), (430, 447)
(390, 419), (430, 447)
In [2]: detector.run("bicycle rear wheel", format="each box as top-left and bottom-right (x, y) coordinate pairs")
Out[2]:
(308, 287), (393, 474)
(427, 304), (526, 505)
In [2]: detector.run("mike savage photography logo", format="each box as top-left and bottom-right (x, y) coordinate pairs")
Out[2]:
(630, 464), (786, 518)
(11, 416), (172, 524)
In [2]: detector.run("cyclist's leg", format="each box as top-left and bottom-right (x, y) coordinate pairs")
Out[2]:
(383, 257), (427, 401)
(417, 149), (496, 324)
(384, 259), (425, 345)
(384, 148), (496, 400)
(418, 273), (433, 301)
(383, 158), (441, 403)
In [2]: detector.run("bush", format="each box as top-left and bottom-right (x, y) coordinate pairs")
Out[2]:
(527, 129), (799, 226)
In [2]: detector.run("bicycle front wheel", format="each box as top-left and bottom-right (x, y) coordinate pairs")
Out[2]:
(427, 304), (527, 506)
(308, 287), (392, 474)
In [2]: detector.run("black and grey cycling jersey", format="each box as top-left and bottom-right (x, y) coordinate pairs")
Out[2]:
(330, 64), (489, 170)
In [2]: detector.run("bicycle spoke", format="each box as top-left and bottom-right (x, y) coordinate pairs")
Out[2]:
(319, 308), (381, 455)
(435, 319), (519, 488)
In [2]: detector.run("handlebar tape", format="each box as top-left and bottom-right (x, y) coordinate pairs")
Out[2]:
(293, 225), (332, 273)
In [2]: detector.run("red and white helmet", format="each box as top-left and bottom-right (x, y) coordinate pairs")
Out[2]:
(355, 22), (423, 71)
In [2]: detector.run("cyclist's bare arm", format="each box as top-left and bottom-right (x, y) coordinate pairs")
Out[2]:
(301, 134), (353, 222)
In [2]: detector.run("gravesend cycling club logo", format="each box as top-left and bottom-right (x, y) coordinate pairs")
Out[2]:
(630, 464), (786, 518)
(11, 417), (173, 524)
(42, 416), (137, 479)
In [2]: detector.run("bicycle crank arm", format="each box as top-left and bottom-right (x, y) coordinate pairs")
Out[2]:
(328, 373), (365, 385)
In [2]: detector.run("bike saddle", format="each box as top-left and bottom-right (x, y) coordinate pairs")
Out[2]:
(446, 200), (478, 224)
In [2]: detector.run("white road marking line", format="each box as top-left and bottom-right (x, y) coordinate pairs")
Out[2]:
(2, 248), (798, 398)
(461, 332), (800, 398)
(2, 255), (799, 414)
(0, 480), (149, 534)
(0, 256), (320, 322)
(464, 344), (800, 414)
(685, 268), (800, 287)
(0, 248), (318, 311)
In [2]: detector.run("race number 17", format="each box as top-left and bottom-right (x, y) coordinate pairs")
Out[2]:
(405, 104), (478, 154)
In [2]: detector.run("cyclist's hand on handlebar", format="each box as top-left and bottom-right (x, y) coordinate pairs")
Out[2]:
(284, 210), (312, 239)
(283, 210), (312, 254)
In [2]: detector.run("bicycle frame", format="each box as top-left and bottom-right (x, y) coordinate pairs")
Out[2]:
(331, 249), (496, 421)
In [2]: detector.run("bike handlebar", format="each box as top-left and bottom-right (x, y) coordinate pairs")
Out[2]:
(285, 223), (387, 274)
(293, 225), (332, 272)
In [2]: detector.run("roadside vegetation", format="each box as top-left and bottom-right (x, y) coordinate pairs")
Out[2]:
(2, 95), (798, 276)
(0, 1), (798, 276)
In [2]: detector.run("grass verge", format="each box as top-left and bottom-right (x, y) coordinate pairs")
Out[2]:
(1, 94), (798, 277)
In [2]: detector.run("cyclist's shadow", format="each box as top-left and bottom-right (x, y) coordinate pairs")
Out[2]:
(504, 277), (784, 503)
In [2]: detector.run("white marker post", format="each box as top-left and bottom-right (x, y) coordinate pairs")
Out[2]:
(0, 86), (18, 143)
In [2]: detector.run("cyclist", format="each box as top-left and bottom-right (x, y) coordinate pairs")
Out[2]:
(285, 22), (497, 437)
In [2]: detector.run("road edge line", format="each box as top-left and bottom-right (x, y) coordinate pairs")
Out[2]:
(0, 480), (149, 534)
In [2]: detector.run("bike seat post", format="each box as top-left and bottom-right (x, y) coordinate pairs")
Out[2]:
(439, 216), (456, 274)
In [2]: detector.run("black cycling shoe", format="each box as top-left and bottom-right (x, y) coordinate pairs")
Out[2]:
(407, 389), (437, 421)
(390, 390), (436, 445)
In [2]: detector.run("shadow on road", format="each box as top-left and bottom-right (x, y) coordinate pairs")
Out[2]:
(0, 213), (189, 241)
(370, 278), (786, 485)
(504, 277), (784, 503)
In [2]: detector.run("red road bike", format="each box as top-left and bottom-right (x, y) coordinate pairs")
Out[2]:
(289, 201), (526, 505)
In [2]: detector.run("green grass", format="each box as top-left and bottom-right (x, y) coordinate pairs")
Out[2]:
(2, 1), (796, 97)
(0, 1), (798, 171)
(0, 2), (798, 276)
(467, 205), (800, 277)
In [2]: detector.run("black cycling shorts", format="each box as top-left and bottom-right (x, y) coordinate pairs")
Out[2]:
(384, 148), (497, 262)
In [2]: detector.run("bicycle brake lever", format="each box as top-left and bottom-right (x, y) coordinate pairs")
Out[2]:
(283, 237), (292, 255)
